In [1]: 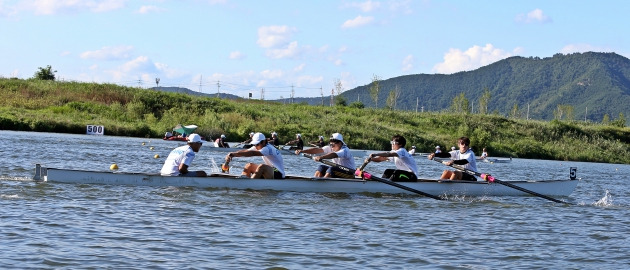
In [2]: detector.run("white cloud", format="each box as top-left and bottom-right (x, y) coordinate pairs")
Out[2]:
(137, 5), (165, 14)
(341, 15), (374, 28)
(515, 8), (552, 24)
(432, 44), (514, 74)
(402, 54), (413, 71)
(344, 0), (381, 12)
(229, 51), (245, 60)
(80, 45), (134, 60)
(257, 25), (296, 48)
(294, 63), (306, 72)
(260, 69), (283, 80)
(387, 0), (412, 14)
(295, 75), (324, 86)
(25, 0), (126, 15)
(334, 59), (343, 66)
(107, 56), (160, 82)
(266, 41), (300, 59)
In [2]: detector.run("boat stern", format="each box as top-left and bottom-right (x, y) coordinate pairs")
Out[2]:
(33, 164), (47, 182)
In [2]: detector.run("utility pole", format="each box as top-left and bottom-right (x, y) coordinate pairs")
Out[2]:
(216, 80), (221, 98)
(260, 88), (265, 100)
(330, 89), (334, 106)
(291, 84), (294, 104)
(527, 103), (530, 120)
(416, 97), (419, 113)
(199, 75), (203, 93)
(585, 106), (588, 122)
(320, 87), (324, 106)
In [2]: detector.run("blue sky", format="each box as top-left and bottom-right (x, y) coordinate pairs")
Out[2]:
(2, 0), (629, 99)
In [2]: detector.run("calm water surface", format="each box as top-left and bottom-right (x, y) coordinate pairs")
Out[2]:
(1, 130), (629, 269)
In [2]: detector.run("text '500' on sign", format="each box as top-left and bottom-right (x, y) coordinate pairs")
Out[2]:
(86, 125), (104, 135)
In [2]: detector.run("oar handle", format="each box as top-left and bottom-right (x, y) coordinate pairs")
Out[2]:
(221, 160), (230, 173)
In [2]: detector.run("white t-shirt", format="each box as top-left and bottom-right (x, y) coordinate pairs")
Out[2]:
(449, 150), (458, 160)
(161, 145), (195, 176)
(453, 149), (478, 172)
(248, 144), (285, 177)
(322, 145), (356, 169)
(391, 148), (418, 176)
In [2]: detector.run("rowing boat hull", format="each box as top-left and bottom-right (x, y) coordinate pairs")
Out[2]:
(34, 165), (578, 197)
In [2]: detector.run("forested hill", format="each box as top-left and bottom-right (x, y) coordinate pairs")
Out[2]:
(294, 52), (630, 122)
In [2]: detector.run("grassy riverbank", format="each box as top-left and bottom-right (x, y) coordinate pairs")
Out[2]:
(1, 78), (629, 164)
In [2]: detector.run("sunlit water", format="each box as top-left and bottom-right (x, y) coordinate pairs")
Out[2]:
(1, 130), (629, 269)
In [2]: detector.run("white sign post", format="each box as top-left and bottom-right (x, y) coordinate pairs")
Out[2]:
(86, 125), (105, 135)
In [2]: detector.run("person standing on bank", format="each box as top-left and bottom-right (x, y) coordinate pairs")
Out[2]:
(296, 133), (356, 178)
(428, 136), (478, 181)
(160, 134), (207, 177)
(225, 132), (285, 179)
(367, 135), (418, 182)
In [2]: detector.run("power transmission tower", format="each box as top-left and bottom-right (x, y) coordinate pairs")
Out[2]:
(155, 78), (160, 88)
(199, 75), (203, 93)
(291, 85), (295, 104)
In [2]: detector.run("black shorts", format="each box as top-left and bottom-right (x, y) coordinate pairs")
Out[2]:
(316, 165), (355, 179)
(382, 169), (418, 182)
(273, 167), (284, 179)
(460, 173), (477, 181)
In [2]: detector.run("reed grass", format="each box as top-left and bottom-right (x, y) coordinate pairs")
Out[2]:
(1, 78), (629, 163)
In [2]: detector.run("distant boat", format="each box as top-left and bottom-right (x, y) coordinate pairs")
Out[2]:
(163, 124), (201, 141)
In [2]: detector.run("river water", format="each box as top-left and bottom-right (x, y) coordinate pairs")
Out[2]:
(1, 130), (628, 269)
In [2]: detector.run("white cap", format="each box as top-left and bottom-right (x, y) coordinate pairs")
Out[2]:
(412, 146), (416, 148)
(221, 134), (226, 138)
(187, 134), (203, 143)
(249, 132), (254, 136)
(319, 135), (324, 140)
(271, 132), (278, 137)
(250, 132), (266, 145)
(451, 146), (456, 150)
(436, 145), (441, 149)
(296, 133), (301, 138)
(330, 133), (345, 145)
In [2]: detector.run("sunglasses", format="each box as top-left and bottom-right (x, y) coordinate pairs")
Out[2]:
(390, 141), (399, 145)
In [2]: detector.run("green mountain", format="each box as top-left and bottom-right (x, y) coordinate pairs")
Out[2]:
(295, 52), (630, 122)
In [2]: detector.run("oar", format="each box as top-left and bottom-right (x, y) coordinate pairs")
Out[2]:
(232, 143), (243, 149)
(357, 157), (371, 171)
(303, 153), (443, 200)
(433, 159), (569, 204)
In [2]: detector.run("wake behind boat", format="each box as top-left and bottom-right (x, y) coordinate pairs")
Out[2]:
(33, 164), (578, 197)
